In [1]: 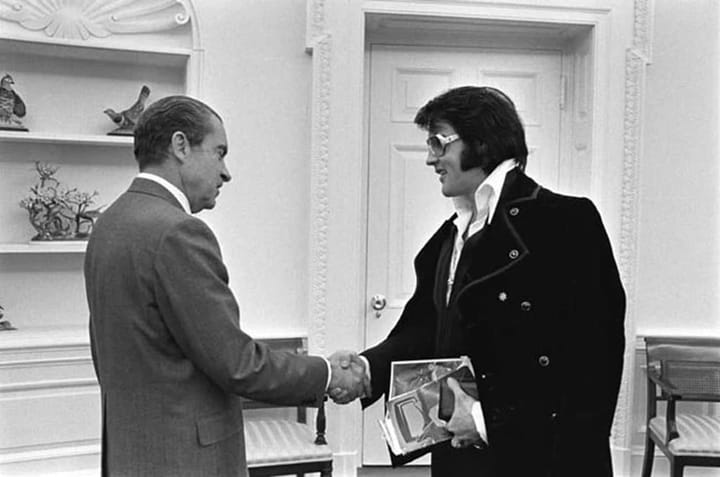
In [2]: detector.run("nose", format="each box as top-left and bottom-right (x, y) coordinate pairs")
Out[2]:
(221, 162), (231, 183)
(425, 151), (438, 166)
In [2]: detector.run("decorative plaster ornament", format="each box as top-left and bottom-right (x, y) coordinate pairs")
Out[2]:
(0, 0), (190, 40)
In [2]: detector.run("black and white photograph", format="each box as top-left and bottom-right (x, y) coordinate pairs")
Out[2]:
(0, 1), (719, 477)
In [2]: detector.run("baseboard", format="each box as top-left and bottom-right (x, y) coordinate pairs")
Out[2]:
(0, 443), (100, 477)
(333, 450), (360, 477)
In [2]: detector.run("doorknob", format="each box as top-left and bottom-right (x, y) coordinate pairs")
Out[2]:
(370, 294), (387, 318)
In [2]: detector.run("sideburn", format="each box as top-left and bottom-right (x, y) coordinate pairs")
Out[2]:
(459, 141), (493, 174)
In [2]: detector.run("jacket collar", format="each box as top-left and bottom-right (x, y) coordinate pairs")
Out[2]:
(452, 168), (541, 307)
(128, 177), (186, 212)
(496, 167), (541, 207)
(415, 169), (540, 277)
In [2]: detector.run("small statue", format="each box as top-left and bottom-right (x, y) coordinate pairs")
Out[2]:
(0, 73), (28, 131)
(104, 85), (150, 136)
(19, 162), (103, 241)
(0, 305), (17, 331)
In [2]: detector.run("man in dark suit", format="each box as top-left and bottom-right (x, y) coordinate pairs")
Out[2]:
(85, 96), (365, 476)
(333, 86), (626, 476)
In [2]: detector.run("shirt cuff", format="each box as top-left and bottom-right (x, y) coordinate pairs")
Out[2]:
(358, 355), (372, 381)
(322, 356), (332, 392)
(471, 401), (489, 445)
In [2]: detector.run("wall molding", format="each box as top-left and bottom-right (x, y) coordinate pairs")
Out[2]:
(308, 32), (332, 357)
(0, 354), (90, 368)
(0, 377), (98, 393)
(0, 440), (99, 465)
(0, 0), (190, 40)
(305, 0), (326, 52)
(612, 0), (653, 463)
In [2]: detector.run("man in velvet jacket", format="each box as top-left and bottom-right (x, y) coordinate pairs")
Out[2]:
(84, 96), (363, 476)
(337, 86), (626, 476)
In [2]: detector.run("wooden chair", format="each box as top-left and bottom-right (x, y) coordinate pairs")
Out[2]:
(244, 338), (333, 477)
(641, 336), (720, 477)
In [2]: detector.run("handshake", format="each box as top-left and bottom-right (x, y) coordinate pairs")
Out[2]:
(327, 350), (371, 405)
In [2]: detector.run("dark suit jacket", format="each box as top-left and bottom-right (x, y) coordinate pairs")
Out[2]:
(85, 178), (328, 477)
(362, 169), (626, 477)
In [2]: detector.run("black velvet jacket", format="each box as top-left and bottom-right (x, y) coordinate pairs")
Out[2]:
(362, 169), (626, 477)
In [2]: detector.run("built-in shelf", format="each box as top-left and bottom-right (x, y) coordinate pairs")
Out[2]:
(0, 131), (133, 147)
(0, 242), (87, 254)
(0, 326), (90, 350)
(0, 35), (192, 67)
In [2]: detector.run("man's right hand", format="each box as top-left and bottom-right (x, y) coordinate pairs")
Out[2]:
(327, 350), (371, 404)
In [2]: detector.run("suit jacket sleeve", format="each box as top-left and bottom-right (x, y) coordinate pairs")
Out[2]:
(152, 217), (328, 407)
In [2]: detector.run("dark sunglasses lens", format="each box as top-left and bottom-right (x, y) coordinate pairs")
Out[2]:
(427, 136), (442, 155)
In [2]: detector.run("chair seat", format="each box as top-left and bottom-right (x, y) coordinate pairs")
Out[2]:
(649, 414), (720, 456)
(245, 419), (333, 467)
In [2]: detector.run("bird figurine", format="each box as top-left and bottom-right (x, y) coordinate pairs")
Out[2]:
(0, 305), (16, 331)
(103, 85), (150, 136)
(0, 73), (28, 131)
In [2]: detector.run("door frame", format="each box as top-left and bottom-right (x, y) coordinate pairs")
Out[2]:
(362, 42), (569, 466)
(305, 1), (650, 475)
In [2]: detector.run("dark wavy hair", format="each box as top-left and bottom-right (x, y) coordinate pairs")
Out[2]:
(414, 86), (528, 173)
(133, 96), (222, 170)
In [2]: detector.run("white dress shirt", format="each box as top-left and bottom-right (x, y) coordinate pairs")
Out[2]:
(447, 158), (517, 302)
(137, 172), (191, 214)
(448, 158), (517, 446)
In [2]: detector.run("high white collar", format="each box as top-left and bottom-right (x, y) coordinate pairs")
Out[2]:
(136, 172), (191, 214)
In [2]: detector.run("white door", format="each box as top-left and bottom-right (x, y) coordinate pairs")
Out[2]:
(363, 45), (564, 465)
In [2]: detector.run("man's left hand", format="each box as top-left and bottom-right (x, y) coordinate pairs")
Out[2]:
(445, 377), (483, 449)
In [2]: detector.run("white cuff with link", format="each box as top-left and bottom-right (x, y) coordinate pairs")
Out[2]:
(471, 401), (489, 447)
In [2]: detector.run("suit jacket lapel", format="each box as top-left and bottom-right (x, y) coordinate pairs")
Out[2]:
(455, 169), (541, 301)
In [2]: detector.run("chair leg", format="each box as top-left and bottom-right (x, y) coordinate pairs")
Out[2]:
(669, 459), (683, 477)
(640, 435), (654, 477)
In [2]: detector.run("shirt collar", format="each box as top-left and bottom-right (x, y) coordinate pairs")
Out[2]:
(136, 172), (191, 214)
(452, 158), (517, 232)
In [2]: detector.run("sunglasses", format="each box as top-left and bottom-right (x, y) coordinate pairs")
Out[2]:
(426, 133), (460, 157)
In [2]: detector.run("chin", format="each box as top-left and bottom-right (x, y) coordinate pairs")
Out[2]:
(440, 187), (455, 197)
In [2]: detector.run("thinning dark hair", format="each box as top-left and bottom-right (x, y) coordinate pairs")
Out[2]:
(133, 95), (222, 169)
(414, 86), (528, 173)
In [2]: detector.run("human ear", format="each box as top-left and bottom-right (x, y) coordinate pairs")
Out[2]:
(170, 131), (190, 162)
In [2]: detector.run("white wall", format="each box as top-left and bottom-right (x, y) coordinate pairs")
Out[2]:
(637, 0), (720, 336)
(188, 0), (314, 337)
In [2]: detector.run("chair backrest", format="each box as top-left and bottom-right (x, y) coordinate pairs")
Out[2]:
(241, 337), (327, 443)
(644, 337), (720, 402)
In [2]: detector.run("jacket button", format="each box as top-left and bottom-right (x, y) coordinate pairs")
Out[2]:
(520, 301), (532, 311)
(498, 292), (508, 302)
(538, 355), (550, 367)
(509, 207), (519, 216)
(509, 249), (519, 259)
